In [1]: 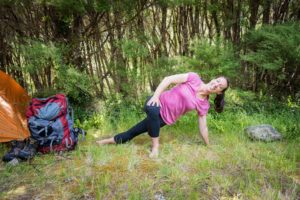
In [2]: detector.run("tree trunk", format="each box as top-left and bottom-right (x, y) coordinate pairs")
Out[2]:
(232, 0), (241, 45)
(31, 72), (43, 92)
(114, 9), (129, 97)
(211, 0), (220, 38)
(262, 0), (271, 24)
(223, 0), (234, 41)
(204, 0), (213, 41)
(160, 4), (168, 56)
(181, 6), (189, 56)
(273, 0), (290, 23)
(71, 14), (84, 71)
(249, 0), (260, 29)
(193, 5), (200, 37)
(0, 31), (7, 72)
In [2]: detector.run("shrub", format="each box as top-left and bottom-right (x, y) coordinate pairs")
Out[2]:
(242, 22), (300, 97)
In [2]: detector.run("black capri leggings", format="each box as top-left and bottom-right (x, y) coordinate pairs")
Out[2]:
(114, 97), (166, 144)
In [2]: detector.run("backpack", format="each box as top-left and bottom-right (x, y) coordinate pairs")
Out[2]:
(26, 94), (84, 153)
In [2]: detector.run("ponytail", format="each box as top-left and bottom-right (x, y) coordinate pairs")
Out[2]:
(214, 77), (229, 113)
(214, 93), (225, 113)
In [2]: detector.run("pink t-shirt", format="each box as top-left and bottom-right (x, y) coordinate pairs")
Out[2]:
(159, 72), (210, 125)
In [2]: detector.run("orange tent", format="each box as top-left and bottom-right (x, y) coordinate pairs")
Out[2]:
(0, 70), (31, 142)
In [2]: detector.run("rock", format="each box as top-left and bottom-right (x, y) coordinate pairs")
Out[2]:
(154, 192), (166, 200)
(245, 124), (282, 142)
(6, 158), (19, 166)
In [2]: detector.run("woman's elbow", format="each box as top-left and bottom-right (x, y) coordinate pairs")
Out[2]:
(162, 76), (172, 84)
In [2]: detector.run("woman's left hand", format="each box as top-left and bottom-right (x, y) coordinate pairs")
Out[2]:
(147, 95), (160, 107)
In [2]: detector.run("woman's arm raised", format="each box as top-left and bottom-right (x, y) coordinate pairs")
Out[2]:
(147, 73), (189, 106)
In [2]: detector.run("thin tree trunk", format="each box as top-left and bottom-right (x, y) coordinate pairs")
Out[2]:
(194, 5), (200, 37)
(181, 6), (189, 56)
(204, 0), (213, 41)
(223, 0), (233, 41)
(273, 0), (290, 23)
(249, 0), (260, 29)
(31, 72), (43, 92)
(211, 0), (220, 38)
(232, 0), (241, 45)
(262, 0), (271, 24)
(0, 31), (7, 72)
(160, 4), (168, 56)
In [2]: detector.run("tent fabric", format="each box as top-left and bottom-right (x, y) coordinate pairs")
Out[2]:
(0, 70), (31, 142)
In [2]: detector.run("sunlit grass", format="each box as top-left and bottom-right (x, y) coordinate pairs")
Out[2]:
(0, 90), (299, 199)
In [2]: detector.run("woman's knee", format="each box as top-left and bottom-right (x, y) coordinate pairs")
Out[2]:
(114, 133), (131, 144)
(148, 131), (159, 138)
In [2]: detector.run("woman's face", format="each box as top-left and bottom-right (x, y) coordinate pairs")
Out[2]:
(207, 77), (228, 94)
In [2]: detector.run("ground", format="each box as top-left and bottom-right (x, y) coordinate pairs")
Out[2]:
(0, 127), (299, 200)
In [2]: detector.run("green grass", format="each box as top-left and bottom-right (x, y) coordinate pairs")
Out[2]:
(0, 90), (299, 199)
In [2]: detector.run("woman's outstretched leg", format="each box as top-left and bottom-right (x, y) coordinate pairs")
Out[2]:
(96, 118), (148, 145)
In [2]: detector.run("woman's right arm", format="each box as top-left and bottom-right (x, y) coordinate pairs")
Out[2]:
(198, 115), (209, 145)
(147, 73), (189, 106)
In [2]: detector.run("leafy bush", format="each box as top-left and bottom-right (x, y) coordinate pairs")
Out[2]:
(242, 22), (300, 97)
(20, 40), (92, 105)
(188, 38), (240, 80)
(56, 66), (92, 105)
(21, 40), (61, 74)
(147, 56), (179, 83)
(121, 39), (149, 58)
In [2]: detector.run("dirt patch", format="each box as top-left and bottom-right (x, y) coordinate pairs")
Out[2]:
(204, 149), (220, 161)
(137, 159), (159, 174)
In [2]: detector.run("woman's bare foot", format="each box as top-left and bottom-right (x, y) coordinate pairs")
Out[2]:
(149, 148), (159, 158)
(150, 137), (159, 158)
(96, 137), (116, 145)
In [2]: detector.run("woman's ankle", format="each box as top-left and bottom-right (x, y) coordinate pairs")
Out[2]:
(96, 137), (116, 145)
(149, 148), (159, 158)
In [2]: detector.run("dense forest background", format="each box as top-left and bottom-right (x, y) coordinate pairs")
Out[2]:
(0, 0), (299, 105)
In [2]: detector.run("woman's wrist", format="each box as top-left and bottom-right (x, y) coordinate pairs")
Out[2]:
(152, 93), (160, 99)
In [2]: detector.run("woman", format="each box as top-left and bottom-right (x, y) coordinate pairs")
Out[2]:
(96, 72), (229, 158)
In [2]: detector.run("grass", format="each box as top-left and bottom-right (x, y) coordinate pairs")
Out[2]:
(0, 89), (299, 199)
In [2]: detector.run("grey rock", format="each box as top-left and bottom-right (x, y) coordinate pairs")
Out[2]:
(245, 124), (282, 142)
(6, 158), (19, 166)
(154, 192), (166, 200)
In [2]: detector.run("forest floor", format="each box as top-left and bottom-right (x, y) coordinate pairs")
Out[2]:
(0, 128), (299, 199)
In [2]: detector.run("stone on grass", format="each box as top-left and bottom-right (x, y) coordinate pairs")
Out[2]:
(245, 124), (282, 142)
(6, 158), (19, 166)
(154, 192), (166, 200)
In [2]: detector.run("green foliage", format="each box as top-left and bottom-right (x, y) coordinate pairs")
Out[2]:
(242, 22), (300, 95)
(0, 0), (32, 6)
(147, 56), (179, 83)
(157, 0), (200, 7)
(56, 66), (93, 105)
(46, 0), (86, 15)
(103, 94), (143, 126)
(188, 38), (240, 80)
(121, 39), (149, 58)
(20, 40), (92, 105)
(242, 23), (300, 70)
(20, 40), (61, 74)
